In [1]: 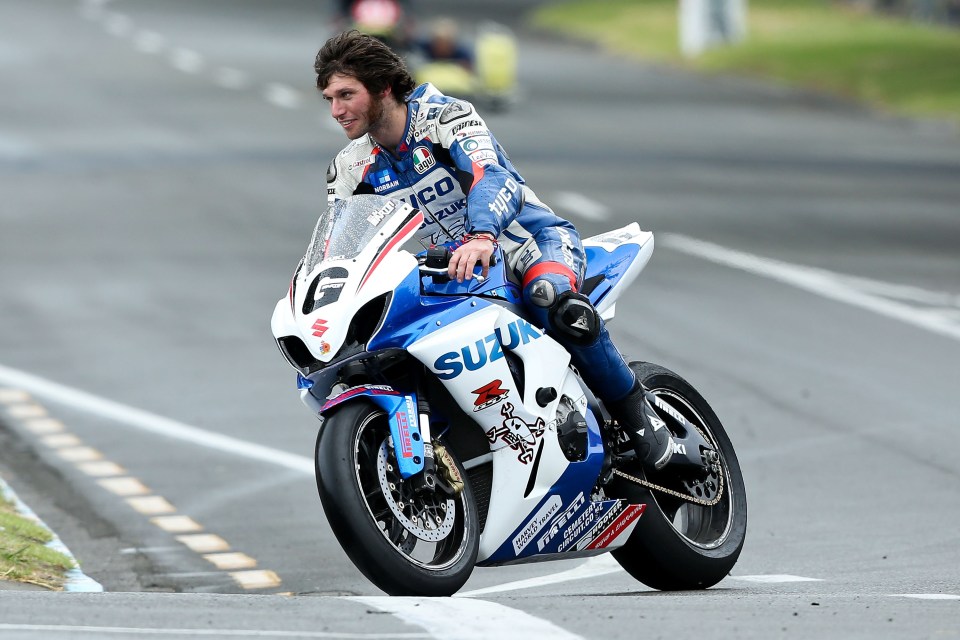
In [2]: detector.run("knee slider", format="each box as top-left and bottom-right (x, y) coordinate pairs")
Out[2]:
(548, 291), (601, 346)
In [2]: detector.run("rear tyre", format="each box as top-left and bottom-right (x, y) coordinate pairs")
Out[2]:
(610, 362), (747, 590)
(315, 400), (479, 596)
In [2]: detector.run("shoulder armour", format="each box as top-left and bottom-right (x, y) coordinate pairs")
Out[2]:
(439, 100), (473, 124)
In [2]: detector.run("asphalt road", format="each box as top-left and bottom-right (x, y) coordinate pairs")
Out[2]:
(1, 0), (959, 638)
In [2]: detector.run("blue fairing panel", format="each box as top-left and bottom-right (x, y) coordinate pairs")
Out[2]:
(583, 243), (640, 308)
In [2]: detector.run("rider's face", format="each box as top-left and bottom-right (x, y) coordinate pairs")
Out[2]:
(322, 73), (385, 140)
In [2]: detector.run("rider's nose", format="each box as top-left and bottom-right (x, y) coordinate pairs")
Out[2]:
(331, 99), (345, 118)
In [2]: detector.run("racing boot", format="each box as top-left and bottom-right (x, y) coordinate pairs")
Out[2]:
(607, 380), (675, 472)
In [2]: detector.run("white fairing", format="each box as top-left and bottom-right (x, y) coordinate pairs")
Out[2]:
(583, 222), (654, 321)
(406, 305), (589, 561)
(271, 199), (421, 366)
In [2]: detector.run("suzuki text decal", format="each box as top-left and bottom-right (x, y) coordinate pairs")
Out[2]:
(433, 319), (542, 380)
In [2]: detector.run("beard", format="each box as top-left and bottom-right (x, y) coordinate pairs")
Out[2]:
(359, 93), (386, 138)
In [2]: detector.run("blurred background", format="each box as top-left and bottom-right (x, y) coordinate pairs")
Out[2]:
(1, 0), (958, 616)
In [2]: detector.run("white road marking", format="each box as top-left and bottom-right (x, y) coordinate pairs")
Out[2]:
(457, 554), (623, 597)
(0, 364), (314, 474)
(891, 593), (960, 600)
(730, 574), (824, 583)
(554, 192), (609, 222)
(103, 12), (133, 38)
(170, 48), (204, 74)
(134, 30), (166, 55)
(214, 67), (250, 90)
(661, 234), (960, 343)
(352, 596), (584, 640)
(264, 83), (303, 109)
(0, 624), (426, 638)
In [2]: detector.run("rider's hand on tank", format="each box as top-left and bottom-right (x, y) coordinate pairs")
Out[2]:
(449, 237), (495, 282)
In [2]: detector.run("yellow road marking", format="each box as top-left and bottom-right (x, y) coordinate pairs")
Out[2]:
(0, 389), (31, 403)
(23, 418), (66, 434)
(151, 515), (203, 533)
(126, 496), (176, 515)
(176, 534), (230, 553)
(77, 460), (127, 477)
(0, 390), (282, 590)
(203, 552), (257, 570)
(97, 477), (151, 496)
(7, 404), (47, 419)
(229, 570), (282, 590)
(57, 446), (103, 462)
(41, 433), (83, 448)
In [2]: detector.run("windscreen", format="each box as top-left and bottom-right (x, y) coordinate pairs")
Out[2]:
(302, 195), (405, 275)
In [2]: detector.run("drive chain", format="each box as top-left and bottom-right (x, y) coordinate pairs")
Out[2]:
(612, 419), (725, 507)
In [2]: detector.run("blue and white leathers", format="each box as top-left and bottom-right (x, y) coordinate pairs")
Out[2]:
(271, 196), (655, 565)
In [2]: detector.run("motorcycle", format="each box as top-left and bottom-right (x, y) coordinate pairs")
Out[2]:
(271, 195), (747, 596)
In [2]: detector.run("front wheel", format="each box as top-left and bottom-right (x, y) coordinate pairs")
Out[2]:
(315, 400), (479, 596)
(609, 362), (747, 590)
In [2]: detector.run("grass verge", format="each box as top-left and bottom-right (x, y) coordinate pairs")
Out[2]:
(1, 490), (75, 590)
(532, 0), (960, 122)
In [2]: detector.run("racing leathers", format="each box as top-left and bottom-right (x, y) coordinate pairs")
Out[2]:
(325, 83), (646, 422)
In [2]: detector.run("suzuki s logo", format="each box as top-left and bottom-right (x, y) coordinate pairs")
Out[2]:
(311, 319), (329, 338)
(433, 319), (542, 380)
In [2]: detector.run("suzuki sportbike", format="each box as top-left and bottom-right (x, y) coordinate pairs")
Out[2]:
(271, 195), (747, 596)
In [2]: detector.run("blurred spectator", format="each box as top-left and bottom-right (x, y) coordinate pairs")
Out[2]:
(416, 18), (474, 69)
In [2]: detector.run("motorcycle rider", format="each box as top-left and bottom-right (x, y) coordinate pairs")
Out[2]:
(315, 30), (675, 472)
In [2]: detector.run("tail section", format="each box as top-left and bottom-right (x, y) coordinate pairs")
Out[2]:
(581, 223), (654, 320)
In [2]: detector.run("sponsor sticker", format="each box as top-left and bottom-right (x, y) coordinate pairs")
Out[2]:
(484, 402), (546, 464)
(350, 155), (375, 170)
(366, 200), (398, 225)
(472, 379), (509, 411)
(513, 496), (563, 555)
(412, 146), (436, 174)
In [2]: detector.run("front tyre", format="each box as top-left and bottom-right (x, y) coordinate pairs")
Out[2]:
(315, 400), (479, 596)
(610, 362), (747, 590)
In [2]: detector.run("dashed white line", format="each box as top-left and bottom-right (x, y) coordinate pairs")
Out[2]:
(133, 30), (166, 55)
(169, 48), (204, 74)
(214, 67), (250, 90)
(554, 191), (609, 222)
(892, 593), (960, 600)
(264, 83), (303, 109)
(103, 12), (133, 37)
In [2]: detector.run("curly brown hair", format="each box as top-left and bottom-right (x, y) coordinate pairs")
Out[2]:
(314, 30), (416, 101)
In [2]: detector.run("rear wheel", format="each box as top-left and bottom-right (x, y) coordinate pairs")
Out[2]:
(610, 362), (747, 590)
(315, 400), (478, 596)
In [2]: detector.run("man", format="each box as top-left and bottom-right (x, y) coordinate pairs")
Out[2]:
(316, 30), (674, 471)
